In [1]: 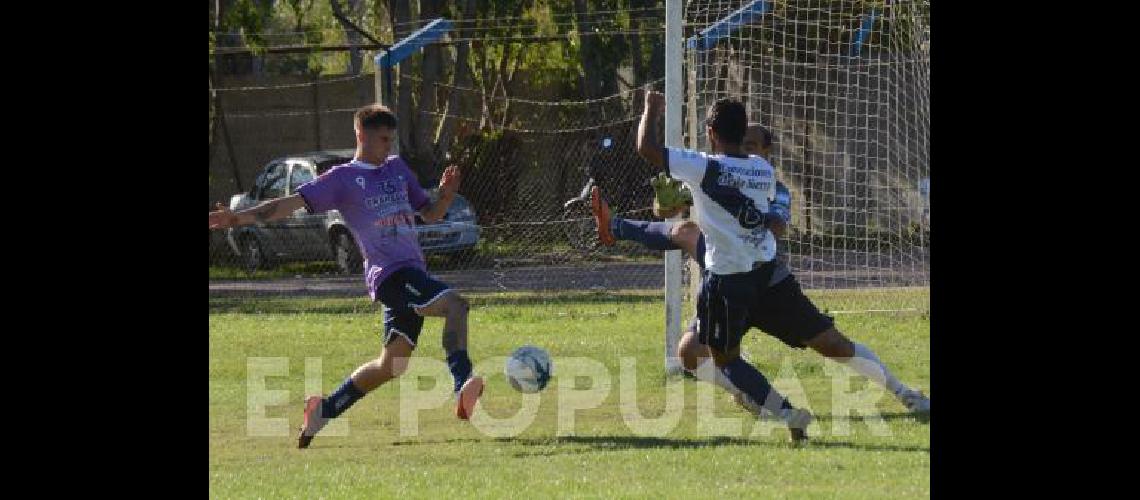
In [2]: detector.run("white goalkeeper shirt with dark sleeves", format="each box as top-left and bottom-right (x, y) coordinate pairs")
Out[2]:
(664, 147), (777, 275)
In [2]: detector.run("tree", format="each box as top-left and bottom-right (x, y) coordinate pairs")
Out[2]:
(433, 0), (477, 163)
(330, 0), (368, 74)
(572, 0), (630, 99)
(413, 0), (445, 179)
(387, 0), (415, 155)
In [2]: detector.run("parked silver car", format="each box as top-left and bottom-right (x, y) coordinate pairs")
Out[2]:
(226, 149), (480, 273)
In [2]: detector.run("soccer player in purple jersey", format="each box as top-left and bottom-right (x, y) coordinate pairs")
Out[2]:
(210, 104), (485, 448)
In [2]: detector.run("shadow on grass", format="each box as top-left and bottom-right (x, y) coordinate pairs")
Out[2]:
(500, 435), (929, 456)
(387, 431), (928, 456)
(812, 411), (929, 423)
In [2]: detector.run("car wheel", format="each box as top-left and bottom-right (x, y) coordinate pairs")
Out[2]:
(240, 235), (271, 272)
(334, 231), (363, 275)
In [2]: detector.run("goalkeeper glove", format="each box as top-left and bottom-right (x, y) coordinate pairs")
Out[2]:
(651, 173), (692, 215)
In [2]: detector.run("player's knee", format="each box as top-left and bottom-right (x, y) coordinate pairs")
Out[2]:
(677, 333), (705, 371)
(387, 357), (411, 378)
(808, 327), (854, 358)
(445, 293), (469, 316)
(671, 221), (700, 245)
(710, 347), (739, 368)
(363, 355), (409, 382)
(379, 335), (415, 378)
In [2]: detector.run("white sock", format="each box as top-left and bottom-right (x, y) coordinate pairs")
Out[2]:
(841, 343), (909, 397)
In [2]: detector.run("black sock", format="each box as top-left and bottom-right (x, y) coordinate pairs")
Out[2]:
(321, 378), (366, 418)
(721, 357), (793, 412)
(447, 350), (473, 393)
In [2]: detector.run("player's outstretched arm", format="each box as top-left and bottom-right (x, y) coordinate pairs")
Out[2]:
(209, 194), (306, 230)
(636, 90), (666, 170)
(419, 165), (461, 224)
(767, 181), (792, 238)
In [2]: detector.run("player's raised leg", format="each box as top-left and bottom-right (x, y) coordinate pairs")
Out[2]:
(591, 186), (682, 250)
(414, 287), (483, 420)
(804, 328), (929, 416)
(749, 273), (931, 418)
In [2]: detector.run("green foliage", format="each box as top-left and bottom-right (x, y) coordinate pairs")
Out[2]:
(449, 128), (524, 223)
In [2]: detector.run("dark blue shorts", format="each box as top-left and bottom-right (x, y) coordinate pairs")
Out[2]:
(375, 267), (451, 349)
(689, 273), (834, 350)
(695, 263), (774, 353)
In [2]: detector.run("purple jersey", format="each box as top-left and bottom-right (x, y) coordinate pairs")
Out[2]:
(296, 156), (431, 300)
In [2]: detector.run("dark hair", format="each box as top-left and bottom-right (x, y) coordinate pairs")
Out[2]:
(705, 98), (747, 145)
(354, 104), (398, 130)
(752, 124), (775, 149)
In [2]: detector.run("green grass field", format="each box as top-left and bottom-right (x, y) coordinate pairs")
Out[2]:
(209, 289), (929, 498)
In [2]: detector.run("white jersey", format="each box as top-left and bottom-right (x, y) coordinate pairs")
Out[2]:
(665, 147), (777, 275)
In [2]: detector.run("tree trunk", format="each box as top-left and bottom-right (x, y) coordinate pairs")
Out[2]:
(629, 0), (644, 88)
(347, 0), (365, 74)
(488, 2), (527, 127)
(415, 0), (444, 179)
(330, 0), (366, 75)
(213, 0), (225, 74)
(500, 43), (527, 129)
(490, 43), (511, 125)
(390, 0), (414, 154)
(211, 0), (223, 158)
(435, 0), (477, 157)
(250, 0), (274, 78)
(473, 40), (487, 129)
(209, 72), (217, 163)
(572, 0), (596, 98)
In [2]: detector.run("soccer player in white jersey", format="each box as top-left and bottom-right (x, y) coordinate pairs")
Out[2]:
(594, 123), (930, 419)
(633, 90), (812, 443)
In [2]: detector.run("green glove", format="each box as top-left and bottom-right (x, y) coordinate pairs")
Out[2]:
(651, 173), (692, 214)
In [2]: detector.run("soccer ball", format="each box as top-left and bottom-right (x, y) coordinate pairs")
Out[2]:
(504, 345), (552, 393)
